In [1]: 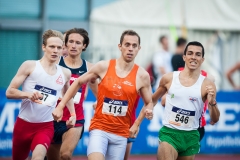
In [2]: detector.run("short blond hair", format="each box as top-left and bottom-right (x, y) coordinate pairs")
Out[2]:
(42, 30), (63, 46)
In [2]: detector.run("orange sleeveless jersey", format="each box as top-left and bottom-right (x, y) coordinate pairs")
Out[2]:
(89, 59), (139, 138)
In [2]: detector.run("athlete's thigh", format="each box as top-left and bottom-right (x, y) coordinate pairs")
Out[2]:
(30, 124), (54, 152)
(47, 144), (61, 160)
(12, 118), (32, 160)
(177, 155), (195, 160)
(105, 134), (127, 160)
(157, 142), (178, 160)
(12, 130), (31, 160)
(61, 127), (83, 152)
(87, 129), (108, 157)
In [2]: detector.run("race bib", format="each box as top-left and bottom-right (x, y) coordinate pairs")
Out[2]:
(169, 106), (195, 128)
(73, 91), (82, 104)
(33, 85), (57, 107)
(102, 97), (128, 116)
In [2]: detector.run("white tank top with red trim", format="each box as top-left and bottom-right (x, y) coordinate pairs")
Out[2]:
(19, 60), (65, 122)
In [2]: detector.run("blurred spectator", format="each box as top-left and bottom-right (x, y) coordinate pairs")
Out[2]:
(152, 35), (172, 90)
(171, 37), (187, 71)
(146, 62), (157, 88)
(226, 61), (240, 90)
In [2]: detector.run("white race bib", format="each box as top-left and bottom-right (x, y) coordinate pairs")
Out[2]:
(102, 97), (128, 116)
(169, 106), (195, 128)
(34, 85), (57, 107)
(73, 91), (82, 104)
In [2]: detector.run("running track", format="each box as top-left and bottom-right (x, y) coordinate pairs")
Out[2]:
(1, 154), (240, 160)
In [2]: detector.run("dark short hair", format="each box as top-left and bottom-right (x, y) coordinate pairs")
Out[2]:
(177, 37), (187, 47)
(120, 30), (140, 45)
(65, 28), (89, 51)
(159, 35), (167, 43)
(184, 41), (205, 57)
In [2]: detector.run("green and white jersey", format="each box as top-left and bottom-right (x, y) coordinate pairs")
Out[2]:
(163, 71), (205, 131)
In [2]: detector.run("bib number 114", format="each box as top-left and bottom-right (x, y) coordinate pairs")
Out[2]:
(109, 105), (122, 114)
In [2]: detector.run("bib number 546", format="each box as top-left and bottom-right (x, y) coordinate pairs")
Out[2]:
(175, 114), (189, 124)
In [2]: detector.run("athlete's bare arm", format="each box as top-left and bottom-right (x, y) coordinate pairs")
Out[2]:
(152, 72), (172, 106)
(86, 62), (98, 98)
(61, 67), (75, 111)
(138, 67), (154, 118)
(6, 61), (43, 100)
(226, 62), (240, 90)
(160, 94), (167, 107)
(205, 74), (216, 125)
(129, 68), (153, 138)
(85, 62), (99, 110)
(60, 67), (75, 112)
(202, 79), (220, 123)
(52, 67), (76, 125)
(57, 60), (109, 109)
(63, 67), (76, 126)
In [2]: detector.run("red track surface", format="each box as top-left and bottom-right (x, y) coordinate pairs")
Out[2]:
(1, 154), (240, 160)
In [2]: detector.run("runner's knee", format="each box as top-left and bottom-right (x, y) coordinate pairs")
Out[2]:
(60, 150), (72, 160)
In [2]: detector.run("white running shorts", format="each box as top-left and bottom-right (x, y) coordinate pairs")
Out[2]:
(87, 129), (127, 160)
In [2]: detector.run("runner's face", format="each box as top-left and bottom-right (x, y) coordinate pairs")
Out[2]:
(183, 45), (204, 70)
(42, 37), (63, 62)
(118, 35), (141, 63)
(66, 33), (86, 56)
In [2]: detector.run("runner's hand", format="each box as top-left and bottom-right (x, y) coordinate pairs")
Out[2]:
(145, 109), (153, 120)
(206, 85), (215, 104)
(52, 107), (63, 122)
(66, 115), (76, 128)
(129, 123), (139, 138)
(29, 92), (43, 102)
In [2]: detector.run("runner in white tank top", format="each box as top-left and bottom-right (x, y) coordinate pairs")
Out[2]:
(163, 71), (205, 131)
(151, 41), (220, 160)
(6, 30), (76, 160)
(19, 60), (65, 122)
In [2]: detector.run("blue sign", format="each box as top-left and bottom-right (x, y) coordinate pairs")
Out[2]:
(0, 89), (240, 156)
(0, 90), (20, 156)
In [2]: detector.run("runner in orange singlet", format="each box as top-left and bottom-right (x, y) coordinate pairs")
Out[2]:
(92, 95), (141, 160)
(57, 30), (153, 160)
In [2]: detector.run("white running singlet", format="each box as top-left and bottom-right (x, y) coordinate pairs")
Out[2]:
(19, 60), (65, 122)
(163, 71), (205, 131)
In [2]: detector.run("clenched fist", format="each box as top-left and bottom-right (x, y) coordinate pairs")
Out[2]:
(145, 108), (153, 120)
